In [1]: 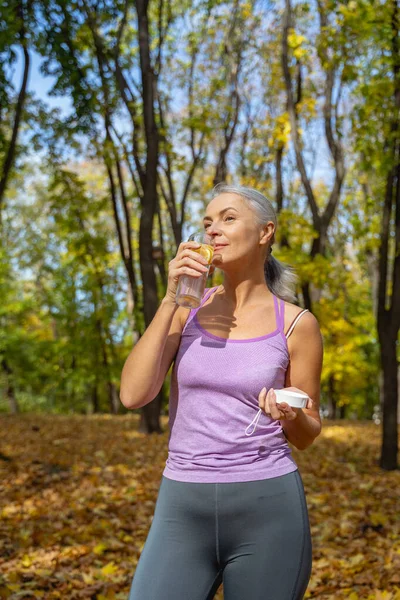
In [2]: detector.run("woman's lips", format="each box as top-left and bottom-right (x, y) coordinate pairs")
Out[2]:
(214, 245), (227, 250)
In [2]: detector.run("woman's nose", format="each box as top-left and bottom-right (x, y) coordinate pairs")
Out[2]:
(206, 224), (221, 237)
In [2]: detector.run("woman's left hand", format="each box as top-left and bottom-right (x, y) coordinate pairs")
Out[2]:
(258, 386), (313, 421)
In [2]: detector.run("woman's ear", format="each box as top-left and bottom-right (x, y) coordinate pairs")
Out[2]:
(260, 222), (274, 246)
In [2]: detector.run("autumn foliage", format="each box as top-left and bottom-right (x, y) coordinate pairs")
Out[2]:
(0, 415), (399, 599)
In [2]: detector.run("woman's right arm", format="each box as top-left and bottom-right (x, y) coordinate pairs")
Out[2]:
(119, 299), (189, 409)
(119, 240), (210, 410)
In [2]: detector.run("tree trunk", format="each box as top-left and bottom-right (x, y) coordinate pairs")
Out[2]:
(398, 365), (400, 424)
(155, 195), (168, 289)
(301, 282), (312, 313)
(0, 1), (30, 217)
(1, 359), (18, 414)
(109, 382), (120, 415)
(213, 90), (241, 186)
(136, 0), (163, 434)
(377, 150), (399, 468)
(90, 384), (99, 414)
(377, 0), (400, 467)
(138, 392), (163, 433)
(326, 373), (336, 420)
(379, 333), (399, 469)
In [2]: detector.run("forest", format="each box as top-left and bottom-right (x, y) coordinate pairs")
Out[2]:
(0, 0), (400, 596)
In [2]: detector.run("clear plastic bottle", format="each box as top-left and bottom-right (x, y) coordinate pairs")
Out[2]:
(175, 232), (214, 308)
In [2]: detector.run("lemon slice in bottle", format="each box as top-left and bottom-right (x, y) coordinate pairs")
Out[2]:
(195, 244), (214, 265)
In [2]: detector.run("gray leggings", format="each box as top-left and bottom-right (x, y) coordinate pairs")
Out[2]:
(128, 470), (312, 600)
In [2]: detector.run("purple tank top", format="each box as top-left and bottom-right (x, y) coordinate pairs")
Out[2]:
(162, 286), (298, 483)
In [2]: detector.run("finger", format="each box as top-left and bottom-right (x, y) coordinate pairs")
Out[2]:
(176, 242), (201, 259)
(177, 256), (208, 272)
(268, 388), (281, 420)
(176, 257), (209, 273)
(258, 387), (267, 412)
(280, 404), (297, 421)
(175, 266), (204, 278)
(179, 249), (209, 264)
(180, 241), (202, 251)
(171, 260), (206, 278)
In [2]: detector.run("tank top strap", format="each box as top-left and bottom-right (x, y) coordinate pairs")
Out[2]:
(198, 286), (219, 309)
(183, 286), (218, 334)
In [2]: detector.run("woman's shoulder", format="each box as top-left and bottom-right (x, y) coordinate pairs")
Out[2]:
(282, 299), (305, 316)
(282, 300), (320, 334)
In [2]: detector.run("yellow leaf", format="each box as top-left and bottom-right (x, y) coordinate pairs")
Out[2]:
(6, 585), (21, 592)
(370, 512), (388, 527)
(101, 561), (118, 577)
(93, 542), (107, 555)
(374, 591), (392, 600)
(21, 554), (32, 567)
(348, 553), (364, 567)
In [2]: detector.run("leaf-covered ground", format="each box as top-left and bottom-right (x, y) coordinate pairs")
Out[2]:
(0, 415), (399, 600)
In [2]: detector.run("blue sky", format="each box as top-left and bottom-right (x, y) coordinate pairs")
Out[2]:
(10, 44), (335, 203)
(11, 46), (73, 115)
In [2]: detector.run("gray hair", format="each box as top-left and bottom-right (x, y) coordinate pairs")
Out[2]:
(212, 183), (298, 303)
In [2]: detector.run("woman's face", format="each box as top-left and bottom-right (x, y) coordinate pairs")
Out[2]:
(203, 193), (274, 269)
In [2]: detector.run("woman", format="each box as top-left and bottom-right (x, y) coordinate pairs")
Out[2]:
(121, 184), (324, 600)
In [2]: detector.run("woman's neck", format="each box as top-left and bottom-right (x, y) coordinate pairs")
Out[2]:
(217, 272), (273, 311)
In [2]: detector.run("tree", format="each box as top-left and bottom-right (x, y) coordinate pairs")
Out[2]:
(346, 0), (400, 469)
(0, 0), (32, 217)
(281, 0), (346, 311)
(376, 0), (400, 470)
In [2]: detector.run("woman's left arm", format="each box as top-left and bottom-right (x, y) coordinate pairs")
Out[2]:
(258, 311), (324, 450)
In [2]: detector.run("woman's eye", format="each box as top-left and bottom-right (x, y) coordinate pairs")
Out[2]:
(204, 216), (235, 229)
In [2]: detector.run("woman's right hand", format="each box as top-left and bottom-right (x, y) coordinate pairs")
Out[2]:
(164, 241), (210, 304)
